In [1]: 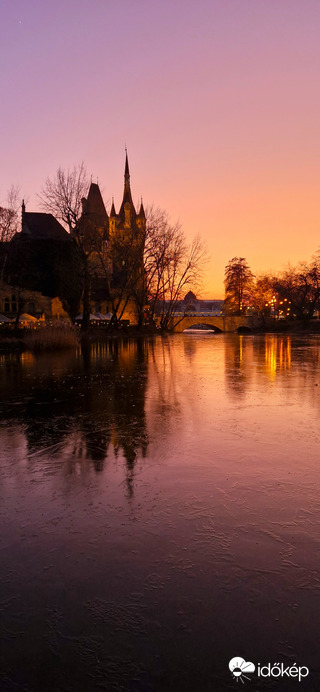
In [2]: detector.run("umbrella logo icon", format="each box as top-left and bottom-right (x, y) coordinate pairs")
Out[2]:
(229, 657), (255, 683)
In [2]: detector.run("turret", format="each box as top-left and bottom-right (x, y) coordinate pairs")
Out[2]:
(21, 199), (26, 228)
(139, 198), (145, 219)
(109, 198), (116, 236)
(110, 198), (116, 217)
(119, 150), (136, 222)
(136, 197), (146, 232)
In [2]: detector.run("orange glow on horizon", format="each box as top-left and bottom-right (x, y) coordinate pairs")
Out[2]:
(1, 2), (320, 299)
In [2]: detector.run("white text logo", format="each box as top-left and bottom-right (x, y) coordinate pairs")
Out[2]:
(229, 657), (309, 684)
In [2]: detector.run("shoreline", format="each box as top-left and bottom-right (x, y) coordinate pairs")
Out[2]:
(1, 320), (320, 355)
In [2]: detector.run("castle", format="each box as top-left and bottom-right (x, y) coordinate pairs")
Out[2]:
(0, 153), (146, 324)
(79, 152), (146, 323)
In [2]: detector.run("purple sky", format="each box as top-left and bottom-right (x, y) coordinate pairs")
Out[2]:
(1, 0), (320, 296)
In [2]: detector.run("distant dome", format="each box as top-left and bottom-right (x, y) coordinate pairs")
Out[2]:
(183, 290), (197, 302)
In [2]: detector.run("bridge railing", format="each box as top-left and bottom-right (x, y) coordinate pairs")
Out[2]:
(170, 312), (224, 317)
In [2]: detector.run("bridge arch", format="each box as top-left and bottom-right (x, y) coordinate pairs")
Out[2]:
(183, 322), (223, 333)
(167, 314), (260, 333)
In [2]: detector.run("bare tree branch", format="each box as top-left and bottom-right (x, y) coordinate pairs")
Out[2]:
(38, 164), (89, 234)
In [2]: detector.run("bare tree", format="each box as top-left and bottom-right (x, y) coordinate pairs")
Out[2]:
(38, 164), (95, 329)
(144, 206), (208, 329)
(0, 185), (21, 281)
(39, 174), (208, 332)
(224, 257), (254, 314)
(93, 204), (207, 330)
(0, 185), (20, 243)
(251, 273), (276, 322)
(143, 206), (181, 321)
(160, 234), (208, 329)
(39, 164), (88, 233)
(95, 225), (145, 328)
(274, 255), (320, 323)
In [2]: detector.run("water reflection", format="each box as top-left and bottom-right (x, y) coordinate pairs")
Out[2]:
(2, 334), (320, 690)
(0, 339), (149, 495)
(2, 334), (320, 480)
(224, 334), (253, 397)
(264, 334), (292, 379)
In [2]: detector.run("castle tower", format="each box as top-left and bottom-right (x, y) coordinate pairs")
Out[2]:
(110, 151), (146, 239)
(109, 152), (146, 323)
(77, 153), (146, 323)
(79, 182), (109, 252)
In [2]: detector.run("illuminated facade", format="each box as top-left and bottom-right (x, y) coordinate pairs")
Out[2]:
(1, 154), (145, 324)
(80, 153), (146, 323)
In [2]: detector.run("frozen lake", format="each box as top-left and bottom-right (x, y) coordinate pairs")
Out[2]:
(1, 334), (320, 690)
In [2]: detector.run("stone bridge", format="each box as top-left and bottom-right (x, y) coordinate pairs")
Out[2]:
(168, 314), (262, 333)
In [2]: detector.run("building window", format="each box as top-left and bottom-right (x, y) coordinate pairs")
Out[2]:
(124, 203), (131, 228)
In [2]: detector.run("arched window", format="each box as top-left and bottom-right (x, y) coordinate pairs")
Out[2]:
(124, 203), (131, 228)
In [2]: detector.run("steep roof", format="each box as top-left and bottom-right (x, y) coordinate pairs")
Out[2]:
(139, 199), (146, 218)
(83, 183), (108, 225)
(22, 212), (69, 241)
(79, 182), (109, 245)
(110, 199), (116, 217)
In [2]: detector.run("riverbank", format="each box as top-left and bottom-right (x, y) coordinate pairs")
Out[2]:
(255, 318), (320, 334)
(1, 319), (320, 354)
(0, 324), (162, 354)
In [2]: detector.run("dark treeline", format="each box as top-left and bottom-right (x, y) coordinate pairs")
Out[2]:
(224, 255), (320, 324)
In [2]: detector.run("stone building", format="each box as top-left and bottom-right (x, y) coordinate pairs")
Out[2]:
(79, 152), (146, 323)
(108, 152), (146, 323)
(1, 153), (146, 324)
(0, 207), (70, 321)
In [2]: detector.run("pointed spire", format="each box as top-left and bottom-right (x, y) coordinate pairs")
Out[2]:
(139, 197), (145, 218)
(110, 197), (116, 217)
(120, 148), (135, 215)
(21, 199), (26, 227)
(124, 148), (130, 193)
(125, 147), (130, 179)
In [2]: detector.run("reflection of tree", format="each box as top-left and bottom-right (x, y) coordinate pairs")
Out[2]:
(0, 340), (148, 495)
(147, 337), (182, 423)
(224, 335), (253, 398)
(182, 335), (198, 360)
(108, 339), (148, 495)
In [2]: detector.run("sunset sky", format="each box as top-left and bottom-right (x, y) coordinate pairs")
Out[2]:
(1, 0), (320, 297)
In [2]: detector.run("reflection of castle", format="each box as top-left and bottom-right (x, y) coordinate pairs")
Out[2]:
(1, 339), (149, 496)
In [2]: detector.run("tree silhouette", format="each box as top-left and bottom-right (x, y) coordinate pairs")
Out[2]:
(224, 257), (254, 314)
(38, 164), (95, 329)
